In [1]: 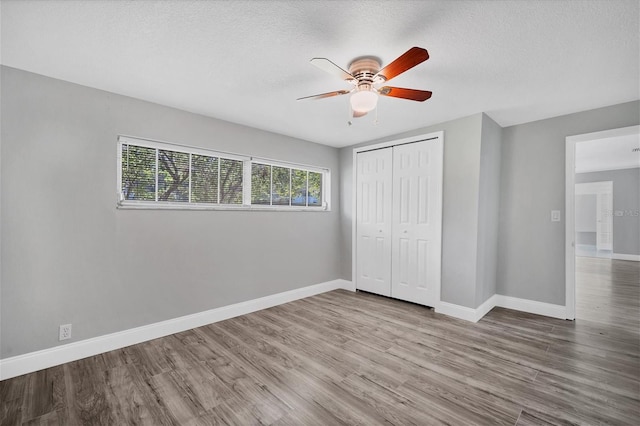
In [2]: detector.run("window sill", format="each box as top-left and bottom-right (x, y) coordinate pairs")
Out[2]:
(117, 202), (330, 212)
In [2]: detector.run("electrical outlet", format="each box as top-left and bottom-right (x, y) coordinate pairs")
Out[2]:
(59, 324), (72, 341)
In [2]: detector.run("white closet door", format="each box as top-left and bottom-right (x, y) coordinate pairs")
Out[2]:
(391, 140), (443, 306)
(356, 148), (393, 296)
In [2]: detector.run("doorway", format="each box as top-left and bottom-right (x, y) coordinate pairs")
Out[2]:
(565, 125), (640, 319)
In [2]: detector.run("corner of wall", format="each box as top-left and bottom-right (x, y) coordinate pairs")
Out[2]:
(474, 113), (503, 308)
(338, 145), (355, 281)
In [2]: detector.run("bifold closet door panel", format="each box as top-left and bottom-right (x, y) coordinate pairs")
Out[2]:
(391, 140), (442, 306)
(356, 148), (393, 296)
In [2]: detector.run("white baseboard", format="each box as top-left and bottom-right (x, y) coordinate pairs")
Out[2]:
(436, 294), (497, 323)
(341, 280), (356, 292)
(435, 301), (480, 322)
(476, 295), (498, 321)
(0, 279), (351, 381)
(494, 295), (567, 320)
(435, 293), (566, 323)
(612, 253), (640, 261)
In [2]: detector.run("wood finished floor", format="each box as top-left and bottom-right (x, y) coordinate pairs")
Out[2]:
(1, 257), (638, 425)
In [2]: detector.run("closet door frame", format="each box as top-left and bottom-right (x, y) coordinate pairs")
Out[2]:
(351, 131), (444, 308)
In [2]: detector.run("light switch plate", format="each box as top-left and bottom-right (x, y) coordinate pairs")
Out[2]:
(551, 210), (561, 222)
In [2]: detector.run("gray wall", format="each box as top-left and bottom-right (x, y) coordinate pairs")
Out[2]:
(340, 113), (484, 308)
(1, 66), (342, 358)
(475, 114), (502, 307)
(575, 168), (640, 255)
(498, 101), (640, 305)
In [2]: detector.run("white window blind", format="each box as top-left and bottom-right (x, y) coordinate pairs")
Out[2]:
(219, 158), (243, 205)
(119, 137), (244, 207)
(121, 144), (156, 201)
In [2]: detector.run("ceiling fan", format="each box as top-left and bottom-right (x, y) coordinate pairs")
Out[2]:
(297, 47), (432, 118)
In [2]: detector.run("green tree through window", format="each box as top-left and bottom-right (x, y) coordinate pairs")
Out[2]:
(220, 159), (243, 204)
(158, 150), (189, 202)
(251, 163), (271, 205)
(191, 155), (218, 203)
(272, 166), (291, 205)
(250, 164), (322, 207)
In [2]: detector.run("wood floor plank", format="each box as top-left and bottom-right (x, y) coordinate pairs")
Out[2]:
(515, 409), (563, 425)
(270, 407), (346, 426)
(194, 395), (265, 426)
(65, 358), (117, 425)
(20, 410), (60, 426)
(533, 370), (640, 422)
(398, 377), (519, 425)
(147, 370), (207, 425)
(0, 396), (23, 426)
(1, 256), (638, 425)
(20, 366), (65, 423)
(247, 307), (413, 388)
(103, 364), (166, 425)
(275, 367), (389, 426)
(121, 362), (178, 425)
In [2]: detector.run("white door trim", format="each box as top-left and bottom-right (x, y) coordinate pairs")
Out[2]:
(352, 131), (444, 309)
(565, 125), (639, 320)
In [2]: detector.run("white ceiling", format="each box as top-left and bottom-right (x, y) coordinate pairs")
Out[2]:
(1, 1), (638, 148)
(575, 132), (640, 173)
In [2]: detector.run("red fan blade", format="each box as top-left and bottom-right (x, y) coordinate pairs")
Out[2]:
(374, 47), (429, 82)
(296, 90), (351, 101)
(378, 87), (432, 102)
(310, 58), (356, 82)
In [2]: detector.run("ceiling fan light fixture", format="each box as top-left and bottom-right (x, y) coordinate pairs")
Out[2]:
(298, 47), (431, 117)
(350, 90), (378, 113)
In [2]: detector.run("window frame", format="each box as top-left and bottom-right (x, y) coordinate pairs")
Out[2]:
(117, 135), (331, 211)
(249, 159), (327, 209)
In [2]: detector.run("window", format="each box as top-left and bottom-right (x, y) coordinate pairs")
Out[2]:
(250, 163), (323, 207)
(117, 136), (330, 210)
(120, 139), (243, 206)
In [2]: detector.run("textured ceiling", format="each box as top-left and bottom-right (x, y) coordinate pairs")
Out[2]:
(1, 0), (638, 148)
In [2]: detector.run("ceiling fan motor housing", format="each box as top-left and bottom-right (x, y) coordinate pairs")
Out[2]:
(349, 58), (382, 91)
